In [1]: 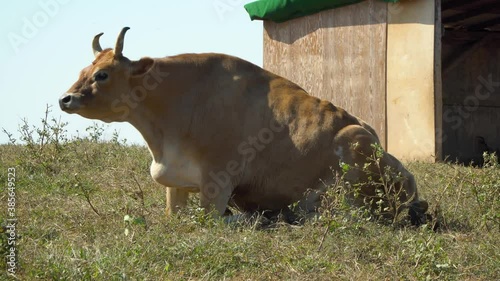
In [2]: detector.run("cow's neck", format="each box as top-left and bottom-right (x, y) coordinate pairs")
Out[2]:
(124, 85), (177, 162)
(126, 57), (203, 162)
(127, 109), (166, 162)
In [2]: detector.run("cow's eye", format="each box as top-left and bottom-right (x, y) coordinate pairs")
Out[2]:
(94, 71), (108, 82)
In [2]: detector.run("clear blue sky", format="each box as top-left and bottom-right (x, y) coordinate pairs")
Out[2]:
(0, 0), (262, 144)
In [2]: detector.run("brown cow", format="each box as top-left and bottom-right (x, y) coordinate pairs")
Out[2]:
(59, 27), (429, 225)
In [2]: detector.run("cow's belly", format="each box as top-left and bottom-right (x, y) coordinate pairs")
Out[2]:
(231, 180), (316, 212)
(231, 191), (295, 211)
(231, 156), (335, 212)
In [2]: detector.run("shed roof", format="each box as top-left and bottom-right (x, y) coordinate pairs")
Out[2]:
(244, 0), (399, 23)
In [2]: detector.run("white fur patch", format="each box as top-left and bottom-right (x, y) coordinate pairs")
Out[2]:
(150, 142), (201, 190)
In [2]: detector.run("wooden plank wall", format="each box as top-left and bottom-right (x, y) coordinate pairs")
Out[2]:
(263, 0), (388, 148)
(442, 37), (500, 164)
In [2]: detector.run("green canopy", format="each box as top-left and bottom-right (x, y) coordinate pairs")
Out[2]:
(244, 0), (400, 23)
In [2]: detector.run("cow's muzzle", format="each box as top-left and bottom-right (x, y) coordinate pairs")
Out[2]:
(59, 94), (81, 112)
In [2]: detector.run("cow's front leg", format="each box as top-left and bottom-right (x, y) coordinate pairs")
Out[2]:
(199, 177), (233, 217)
(165, 187), (190, 216)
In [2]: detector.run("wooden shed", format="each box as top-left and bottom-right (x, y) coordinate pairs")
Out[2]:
(255, 0), (500, 163)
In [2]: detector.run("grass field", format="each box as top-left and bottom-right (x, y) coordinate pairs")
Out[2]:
(0, 115), (499, 280)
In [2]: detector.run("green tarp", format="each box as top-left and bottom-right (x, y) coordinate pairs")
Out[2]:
(244, 0), (400, 23)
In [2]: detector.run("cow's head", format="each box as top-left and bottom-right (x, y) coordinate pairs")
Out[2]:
(59, 27), (155, 122)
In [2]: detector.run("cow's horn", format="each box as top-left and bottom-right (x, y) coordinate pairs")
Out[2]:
(92, 32), (104, 57)
(114, 27), (130, 58)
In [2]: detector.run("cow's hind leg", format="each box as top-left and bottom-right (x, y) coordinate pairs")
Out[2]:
(292, 188), (326, 222)
(334, 125), (428, 224)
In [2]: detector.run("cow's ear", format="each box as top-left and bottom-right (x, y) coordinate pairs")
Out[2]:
(129, 57), (154, 77)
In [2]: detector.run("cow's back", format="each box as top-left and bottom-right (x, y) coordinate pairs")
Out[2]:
(223, 66), (365, 211)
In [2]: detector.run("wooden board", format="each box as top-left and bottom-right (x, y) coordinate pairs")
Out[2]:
(386, 0), (436, 162)
(263, 0), (388, 148)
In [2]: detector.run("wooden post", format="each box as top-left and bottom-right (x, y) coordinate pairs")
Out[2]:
(434, 0), (443, 161)
(386, 0), (437, 162)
